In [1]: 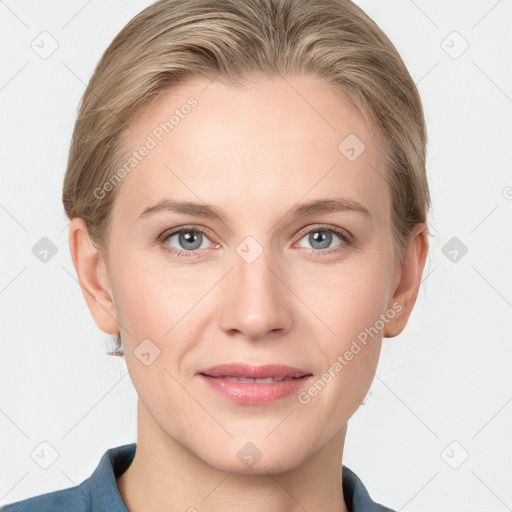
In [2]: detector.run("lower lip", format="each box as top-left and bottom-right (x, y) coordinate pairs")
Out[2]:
(199, 374), (312, 405)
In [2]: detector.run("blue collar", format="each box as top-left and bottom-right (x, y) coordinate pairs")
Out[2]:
(1, 443), (395, 511)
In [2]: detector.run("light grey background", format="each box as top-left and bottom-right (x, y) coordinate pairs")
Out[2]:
(0, 1), (511, 510)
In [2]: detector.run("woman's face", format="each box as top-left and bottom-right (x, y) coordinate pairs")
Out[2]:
(84, 75), (420, 473)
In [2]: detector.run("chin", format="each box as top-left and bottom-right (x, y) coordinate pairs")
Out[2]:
(199, 439), (309, 476)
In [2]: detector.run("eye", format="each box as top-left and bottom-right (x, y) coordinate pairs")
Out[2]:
(158, 224), (352, 259)
(295, 225), (351, 254)
(159, 226), (215, 259)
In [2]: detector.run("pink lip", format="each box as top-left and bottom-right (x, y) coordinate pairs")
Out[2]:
(198, 363), (313, 405)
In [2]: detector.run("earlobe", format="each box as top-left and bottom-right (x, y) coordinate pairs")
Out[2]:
(384, 223), (429, 338)
(383, 306), (403, 338)
(68, 217), (119, 335)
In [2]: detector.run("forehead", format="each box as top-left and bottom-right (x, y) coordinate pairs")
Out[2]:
(113, 75), (390, 225)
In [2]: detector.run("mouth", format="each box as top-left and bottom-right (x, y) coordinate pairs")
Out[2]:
(209, 375), (300, 383)
(198, 363), (311, 380)
(197, 363), (313, 405)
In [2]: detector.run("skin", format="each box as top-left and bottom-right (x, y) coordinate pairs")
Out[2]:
(68, 75), (428, 512)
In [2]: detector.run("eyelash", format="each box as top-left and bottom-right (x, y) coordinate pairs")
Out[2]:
(157, 224), (352, 259)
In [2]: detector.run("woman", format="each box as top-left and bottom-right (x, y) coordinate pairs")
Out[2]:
(1, 0), (429, 510)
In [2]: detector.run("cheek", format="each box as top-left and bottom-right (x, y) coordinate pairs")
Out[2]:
(303, 257), (393, 346)
(294, 262), (389, 425)
(299, 254), (392, 402)
(109, 252), (199, 341)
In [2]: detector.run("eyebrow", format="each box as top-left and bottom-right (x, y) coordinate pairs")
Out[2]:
(137, 197), (370, 221)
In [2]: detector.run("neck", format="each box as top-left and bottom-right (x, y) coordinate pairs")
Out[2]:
(117, 400), (349, 512)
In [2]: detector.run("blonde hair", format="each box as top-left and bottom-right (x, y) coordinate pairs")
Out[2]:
(62, 0), (430, 356)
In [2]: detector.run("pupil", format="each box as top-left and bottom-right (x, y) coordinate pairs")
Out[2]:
(310, 230), (331, 250)
(180, 231), (202, 250)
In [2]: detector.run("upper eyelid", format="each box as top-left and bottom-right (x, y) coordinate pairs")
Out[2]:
(295, 224), (351, 239)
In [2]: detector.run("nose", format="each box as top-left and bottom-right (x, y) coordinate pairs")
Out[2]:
(218, 244), (293, 342)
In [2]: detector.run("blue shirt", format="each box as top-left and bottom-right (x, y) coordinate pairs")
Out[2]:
(0, 443), (395, 511)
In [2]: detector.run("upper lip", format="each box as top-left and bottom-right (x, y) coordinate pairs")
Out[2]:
(199, 363), (311, 379)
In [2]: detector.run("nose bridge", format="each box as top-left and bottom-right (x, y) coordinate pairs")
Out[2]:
(218, 235), (292, 340)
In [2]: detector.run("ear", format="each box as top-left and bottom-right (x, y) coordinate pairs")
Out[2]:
(384, 223), (429, 338)
(68, 217), (119, 335)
